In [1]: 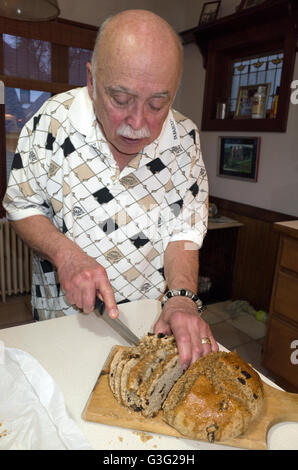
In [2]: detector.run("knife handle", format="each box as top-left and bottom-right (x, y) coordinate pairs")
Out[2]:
(95, 297), (105, 315)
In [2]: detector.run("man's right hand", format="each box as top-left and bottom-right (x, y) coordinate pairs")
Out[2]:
(11, 215), (118, 318)
(57, 249), (118, 317)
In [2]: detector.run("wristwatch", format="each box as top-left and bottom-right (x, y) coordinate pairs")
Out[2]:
(161, 288), (204, 314)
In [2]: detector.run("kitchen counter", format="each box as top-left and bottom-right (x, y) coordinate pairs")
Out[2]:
(208, 215), (243, 230)
(0, 299), (296, 450)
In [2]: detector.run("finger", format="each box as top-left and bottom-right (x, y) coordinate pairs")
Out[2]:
(210, 335), (219, 352)
(189, 329), (205, 364)
(153, 317), (172, 336)
(170, 322), (192, 371)
(96, 277), (118, 318)
(81, 283), (97, 314)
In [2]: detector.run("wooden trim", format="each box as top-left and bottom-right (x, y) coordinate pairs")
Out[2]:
(0, 103), (6, 218)
(51, 43), (69, 84)
(0, 74), (73, 95)
(210, 196), (297, 223)
(0, 16), (97, 50)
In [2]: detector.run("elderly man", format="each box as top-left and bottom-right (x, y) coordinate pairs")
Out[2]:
(3, 10), (218, 369)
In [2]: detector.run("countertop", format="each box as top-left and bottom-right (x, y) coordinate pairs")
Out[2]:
(0, 299), (296, 450)
(208, 216), (243, 230)
(274, 219), (298, 239)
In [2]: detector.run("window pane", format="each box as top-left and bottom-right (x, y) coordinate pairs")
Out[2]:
(3, 34), (51, 81)
(68, 47), (92, 86)
(230, 52), (284, 116)
(5, 87), (51, 183)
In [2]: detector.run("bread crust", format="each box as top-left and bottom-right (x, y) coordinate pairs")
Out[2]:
(163, 351), (264, 442)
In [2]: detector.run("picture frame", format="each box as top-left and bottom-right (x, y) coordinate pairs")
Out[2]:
(198, 1), (221, 26)
(234, 83), (270, 119)
(239, 0), (266, 10)
(218, 136), (261, 182)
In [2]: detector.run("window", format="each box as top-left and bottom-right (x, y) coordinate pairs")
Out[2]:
(0, 18), (97, 217)
(5, 87), (51, 183)
(229, 52), (283, 116)
(3, 34), (51, 81)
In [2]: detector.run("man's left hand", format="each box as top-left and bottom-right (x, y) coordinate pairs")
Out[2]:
(153, 296), (218, 370)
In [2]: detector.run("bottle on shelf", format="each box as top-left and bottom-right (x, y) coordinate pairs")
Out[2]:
(269, 86), (280, 119)
(251, 86), (266, 119)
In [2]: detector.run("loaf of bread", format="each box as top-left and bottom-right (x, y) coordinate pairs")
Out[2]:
(163, 350), (264, 442)
(109, 334), (264, 442)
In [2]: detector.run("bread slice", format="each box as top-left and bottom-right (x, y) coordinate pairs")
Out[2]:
(121, 335), (177, 410)
(109, 347), (131, 394)
(140, 353), (183, 418)
(109, 333), (177, 409)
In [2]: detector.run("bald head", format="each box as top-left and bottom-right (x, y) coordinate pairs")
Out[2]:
(91, 10), (183, 99)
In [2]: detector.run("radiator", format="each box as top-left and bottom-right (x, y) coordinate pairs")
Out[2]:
(0, 219), (32, 302)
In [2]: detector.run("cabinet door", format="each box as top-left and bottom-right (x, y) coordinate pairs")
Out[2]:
(280, 237), (298, 273)
(274, 272), (298, 323)
(262, 316), (298, 391)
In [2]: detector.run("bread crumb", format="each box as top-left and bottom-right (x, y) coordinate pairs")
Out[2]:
(118, 436), (123, 442)
(133, 431), (153, 442)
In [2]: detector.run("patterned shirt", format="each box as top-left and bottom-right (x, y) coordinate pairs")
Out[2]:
(3, 87), (208, 320)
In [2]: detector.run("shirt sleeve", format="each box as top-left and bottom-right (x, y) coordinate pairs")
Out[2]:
(3, 109), (53, 221)
(159, 125), (209, 251)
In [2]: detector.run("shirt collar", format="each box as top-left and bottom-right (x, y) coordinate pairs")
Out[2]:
(68, 86), (180, 153)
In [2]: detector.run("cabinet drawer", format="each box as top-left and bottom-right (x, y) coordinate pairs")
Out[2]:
(280, 237), (298, 273)
(274, 272), (298, 323)
(263, 316), (298, 390)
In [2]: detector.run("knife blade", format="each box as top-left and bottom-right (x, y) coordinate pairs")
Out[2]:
(94, 297), (139, 346)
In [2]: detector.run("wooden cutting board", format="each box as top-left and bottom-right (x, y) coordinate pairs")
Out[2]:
(82, 346), (298, 450)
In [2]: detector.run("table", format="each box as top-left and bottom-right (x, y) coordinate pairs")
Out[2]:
(0, 299), (296, 450)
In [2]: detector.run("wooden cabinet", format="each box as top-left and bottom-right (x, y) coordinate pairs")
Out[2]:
(262, 221), (298, 392)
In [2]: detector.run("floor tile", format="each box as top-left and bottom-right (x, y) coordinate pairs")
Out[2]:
(201, 308), (229, 325)
(227, 313), (267, 340)
(205, 301), (234, 320)
(210, 320), (252, 350)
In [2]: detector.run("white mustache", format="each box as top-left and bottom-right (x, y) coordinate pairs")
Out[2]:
(116, 123), (151, 139)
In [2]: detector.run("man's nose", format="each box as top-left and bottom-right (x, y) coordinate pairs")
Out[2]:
(126, 102), (146, 130)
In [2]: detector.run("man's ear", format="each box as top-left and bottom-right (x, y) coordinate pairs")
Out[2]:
(86, 62), (94, 101)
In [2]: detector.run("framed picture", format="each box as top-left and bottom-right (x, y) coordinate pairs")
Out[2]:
(239, 0), (266, 10)
(218, 136), (261, 182)
(234, 83), (270, 119)
(198, 1), (221, 26)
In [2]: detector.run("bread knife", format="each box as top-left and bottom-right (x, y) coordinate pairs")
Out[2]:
(94, 297), (139, 346)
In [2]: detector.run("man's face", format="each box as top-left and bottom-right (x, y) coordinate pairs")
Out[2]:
(87, 47), (180, 158)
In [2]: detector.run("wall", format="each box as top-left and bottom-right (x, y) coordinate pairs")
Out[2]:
(58, 0), (298, 217)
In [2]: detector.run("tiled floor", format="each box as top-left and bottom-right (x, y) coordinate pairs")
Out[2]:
(0, 295), (276, 382)
(201, 300), (276, 381)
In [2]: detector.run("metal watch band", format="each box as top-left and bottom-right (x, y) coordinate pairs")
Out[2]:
(161, 288), (204, 313)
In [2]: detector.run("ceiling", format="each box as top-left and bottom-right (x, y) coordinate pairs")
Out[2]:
(57, 0), (238, 33)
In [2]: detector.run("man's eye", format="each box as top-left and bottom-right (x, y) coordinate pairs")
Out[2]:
(149, 100), (166, 112)
(149, 104), (162, 111)
(112, 95), (131, 106)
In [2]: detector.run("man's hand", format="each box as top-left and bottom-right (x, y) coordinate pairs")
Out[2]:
(154, 296), (218, 370)
(57, 248), (118, 318)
